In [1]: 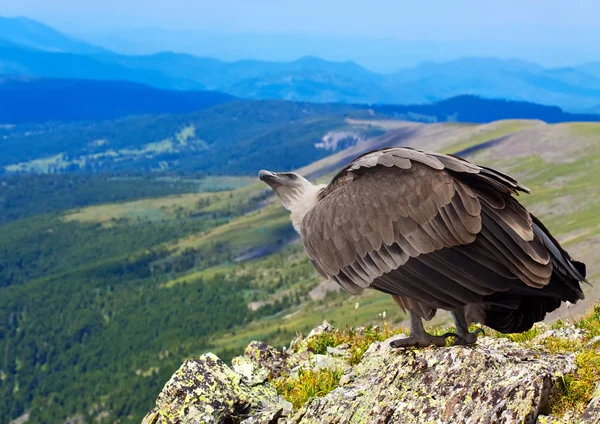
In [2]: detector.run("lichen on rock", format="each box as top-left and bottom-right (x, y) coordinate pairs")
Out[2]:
(580, 383), (600, 423)
(142, 353), (291, 424)
(143, 318), (600, 424)
(292, 337), (575, 424)
(241, 341), (289, 380)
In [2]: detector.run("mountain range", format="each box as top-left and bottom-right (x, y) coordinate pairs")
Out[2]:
(3, 13), (600, 424)
(0, 16), (107, 54)
(3, 16), (600, 111)
(0, 75), (234, 123)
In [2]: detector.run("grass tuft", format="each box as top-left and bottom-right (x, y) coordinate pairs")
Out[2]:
(272, 367), (344, 409)
(272, 321), (403, 409)
(305, 323), (404, 365)
(551, 347), (600, 416)
(505, 327), (544, 343)
(575, 305), (600, 338)
(543, 304), (600, 416)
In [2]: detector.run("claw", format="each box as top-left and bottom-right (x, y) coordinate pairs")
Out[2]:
(390, 332), (457, 348)
(450, 308), (486, 346)
(440, 332), (464, 341)
(389, 311), (484, 349)
(452, 328), (485, 346)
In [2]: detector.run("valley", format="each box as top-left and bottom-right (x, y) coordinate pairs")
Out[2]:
(1, 117), (599, 423)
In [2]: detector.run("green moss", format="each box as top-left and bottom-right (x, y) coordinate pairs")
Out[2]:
(272, 367), (343, 410)
(552, 348), (600, 416)
(305, 324), (405, 365)
(305, 332), (343, 355)
(575, 305), (600, 338)
(504, 327), (544, 343)
(537, 305), (600, 416)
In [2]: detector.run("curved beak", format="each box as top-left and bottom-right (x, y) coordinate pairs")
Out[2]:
(258, 170), (282, 189)
(259, 170), (276, 181)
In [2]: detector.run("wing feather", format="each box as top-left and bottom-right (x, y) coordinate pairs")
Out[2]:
(301, 147), (581, 316)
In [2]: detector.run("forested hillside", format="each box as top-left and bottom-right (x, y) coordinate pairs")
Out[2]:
(0, 173), (251, 225)
(0, 100), (372, 175)
(2, 96), (598, 177)
(0, 177), (288, 422)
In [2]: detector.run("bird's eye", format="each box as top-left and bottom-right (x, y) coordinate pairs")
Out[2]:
(287, 174), (297, 180)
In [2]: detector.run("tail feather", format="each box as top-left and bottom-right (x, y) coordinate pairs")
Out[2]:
(481, 295), (562, 333)
(480, 213), (587, 334)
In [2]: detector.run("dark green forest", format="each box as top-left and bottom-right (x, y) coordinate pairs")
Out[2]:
(0, 100), (362, 173)
(5, 96), (590, 178)
(0, 173), (302, 423)
(0, 173), (212, 225)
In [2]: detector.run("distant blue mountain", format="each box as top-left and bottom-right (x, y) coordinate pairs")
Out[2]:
(370, 95), (600, 124)
(0, 44), (204, 90)
(91, 52), (387, 103)
(0, 16), (107, 54)
(0, 75), (234, 123)
(87, 54), (600, 111)
(382, 57), (600, 110)
(2, 70), (597, 125)
(95, 53), (382, 88)
(3, 16), (600, 111)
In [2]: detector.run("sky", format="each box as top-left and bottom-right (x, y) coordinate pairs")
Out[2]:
(3, 0), (600, 69)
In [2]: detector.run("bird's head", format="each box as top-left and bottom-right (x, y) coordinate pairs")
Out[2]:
(259, 170), (325, 232)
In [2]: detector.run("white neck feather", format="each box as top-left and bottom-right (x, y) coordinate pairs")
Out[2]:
(288, 184), (326, 233)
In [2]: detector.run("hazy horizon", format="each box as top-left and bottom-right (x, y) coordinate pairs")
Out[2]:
(3, 0), (600, 71)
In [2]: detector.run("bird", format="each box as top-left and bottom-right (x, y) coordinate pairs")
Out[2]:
(259, 147), (588, 347)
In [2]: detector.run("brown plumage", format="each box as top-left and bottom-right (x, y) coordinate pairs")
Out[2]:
(259, 148), (587, 346)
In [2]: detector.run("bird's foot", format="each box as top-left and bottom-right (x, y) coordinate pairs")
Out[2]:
(452, 328), (485, 346)
(389, 331), (461, 348)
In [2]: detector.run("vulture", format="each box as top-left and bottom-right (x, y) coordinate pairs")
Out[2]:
(259, 147), (588, 347)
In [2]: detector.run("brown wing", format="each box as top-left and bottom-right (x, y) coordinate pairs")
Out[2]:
(300, 147), (558, 311)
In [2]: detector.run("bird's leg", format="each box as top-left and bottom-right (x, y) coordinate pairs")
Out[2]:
(390, 312), (461, 348)
(450, 307), (485, 345)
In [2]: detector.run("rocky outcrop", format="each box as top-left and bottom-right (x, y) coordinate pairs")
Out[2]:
(143, 323), (599, 424)
(142, 352), (291, 424)
(292, 337), (573, 423)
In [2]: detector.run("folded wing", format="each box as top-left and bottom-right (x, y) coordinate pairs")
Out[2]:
(300, 148), (584, 315)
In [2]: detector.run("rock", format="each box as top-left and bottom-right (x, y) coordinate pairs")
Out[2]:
(306, 320), (333, 340)
(288, 354), (350, 378)
(310, 354), (347, 372)
(534, 326), (586, 343)
(291, 337), (576, 424)
(232, 356), (270, 386)
(326, 343), (350, 357)
(536, 415), (573, 423)
(240, 409), (287, 424)
(580, 383), (600, 423)
(585, 336), (600, 349)
(142, 353), (291, 424)
(243, 341), (288, 379)
(289, 334), (304, 352)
